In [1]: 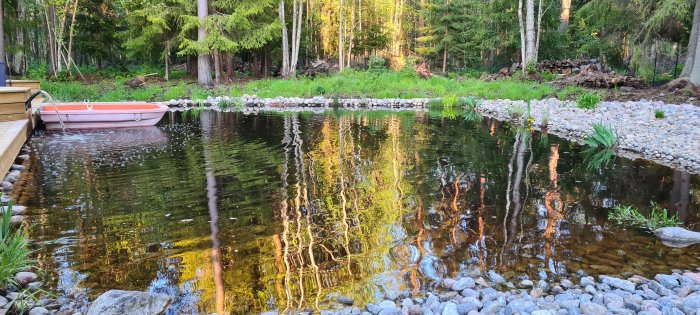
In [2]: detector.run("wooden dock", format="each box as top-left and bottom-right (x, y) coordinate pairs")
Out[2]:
(0, 84), (36, 177)
(0, 120), (28, 177)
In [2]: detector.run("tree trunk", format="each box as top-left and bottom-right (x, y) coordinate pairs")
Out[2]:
(12, 0), (26, 75)
(524, 0), (536, 66)
(279, 0), (289, 77)
(226, 53), (233, 77)
(518, 0), (526, 65)
(338, 0), (344, 71)
(559, 0), (571, 32)
(291, 0), (303, 74)
(66, 0), (80, 78)
(689, 36), (700, 85)
(442, 21), (448, 75)
(164, 40), (170, 81)
(214, 50), (221, 84)
(535, 0), (543, 62)
(682, 0), (700, 77)
(45, 3), (58, 78)
(197, 0), (212, 87)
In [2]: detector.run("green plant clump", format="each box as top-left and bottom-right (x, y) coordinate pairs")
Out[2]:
(608, 202), (682, 230)
(582, 122), (618, 169)
(654, 109), (666, 119)
(0, 201), (35, 288)
(576, 92), (601, 110)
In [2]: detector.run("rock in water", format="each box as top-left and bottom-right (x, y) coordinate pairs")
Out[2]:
(87, 290), (172, 315)
(14, 272), (38, 287)
(654, 227), (700, 248)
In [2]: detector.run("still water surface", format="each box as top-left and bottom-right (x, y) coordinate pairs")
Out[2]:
(16, 110), (700, 314)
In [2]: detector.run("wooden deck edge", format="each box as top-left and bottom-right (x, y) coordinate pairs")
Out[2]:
(0, 120), (29, 177)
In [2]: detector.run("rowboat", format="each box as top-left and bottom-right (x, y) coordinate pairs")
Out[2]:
(39, 102), (169, 130)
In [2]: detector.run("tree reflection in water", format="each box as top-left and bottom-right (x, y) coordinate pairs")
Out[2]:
(22, 111), (700, 314)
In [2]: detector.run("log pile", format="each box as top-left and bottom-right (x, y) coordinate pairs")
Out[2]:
(557, 65), (646, 88)
(535, 59), (606, 75)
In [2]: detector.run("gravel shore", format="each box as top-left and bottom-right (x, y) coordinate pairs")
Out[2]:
(274, 270), (700, 315)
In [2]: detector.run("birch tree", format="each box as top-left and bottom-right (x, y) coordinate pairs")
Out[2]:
(279, 0), (304, 77)
(197, 0), (212, 87)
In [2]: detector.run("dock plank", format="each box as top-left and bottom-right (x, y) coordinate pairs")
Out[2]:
(0, 120), (29, 177)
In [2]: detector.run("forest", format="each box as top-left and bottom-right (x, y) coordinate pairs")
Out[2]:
(0, 0), (699, 89)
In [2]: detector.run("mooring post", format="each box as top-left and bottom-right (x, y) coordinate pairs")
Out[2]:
(0, 62), (6, 87)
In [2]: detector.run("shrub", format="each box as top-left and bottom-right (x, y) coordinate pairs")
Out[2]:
(576, 92), (601, 109)
(368, 56), (387, 72)
(654, 109), (665, 119)
(608, 203), (681, 231)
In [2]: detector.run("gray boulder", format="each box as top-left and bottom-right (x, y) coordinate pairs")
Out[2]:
(14, 272), (38, 287)
(654, 227), (700, 248)
(599, 276), (636, 293)
(87, 290), (172, 315)
(452, 277), (476, 291)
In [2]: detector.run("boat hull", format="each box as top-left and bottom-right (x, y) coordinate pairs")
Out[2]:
(40, 102), (168, 130)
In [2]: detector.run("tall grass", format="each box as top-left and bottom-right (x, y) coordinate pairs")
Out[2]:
(0, 201), (34, 288)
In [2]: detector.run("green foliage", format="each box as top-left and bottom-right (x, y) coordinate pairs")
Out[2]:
(507, 104), (526, 121)
(576, 92), (601, 110)
(608, 203), (682, 231)
(367, 56), (388, 72)
(177, 0), (279, 57)
(0, 202), (34, 288)
(463, 96), (483, 122)
(582, 123), (618, 169)
(654, 109), (666, 119)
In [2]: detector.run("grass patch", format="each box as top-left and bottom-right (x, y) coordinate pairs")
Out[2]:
(654, 109), (666, 119)
(608, 203), (682, 230)
(576, 92), (601, 109)
(40, 70), (562, 102)
(0, 202), (35, 288)
(582, 122), (618, 169)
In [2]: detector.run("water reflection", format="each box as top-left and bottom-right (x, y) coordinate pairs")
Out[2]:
(21, 110), (700, 314)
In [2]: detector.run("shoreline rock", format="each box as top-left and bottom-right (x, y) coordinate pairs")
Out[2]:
(654, 227), (700, 248)
(262, 270), (700, 315)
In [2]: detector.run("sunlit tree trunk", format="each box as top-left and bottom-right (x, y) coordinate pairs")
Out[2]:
(683, 0), (700, 78)
(338, 0), (344, 70)
(559, 0), (571, 31)
(197, 0), (213, 87)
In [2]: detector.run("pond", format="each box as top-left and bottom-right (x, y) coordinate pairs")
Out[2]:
(16, 110), (700, 314)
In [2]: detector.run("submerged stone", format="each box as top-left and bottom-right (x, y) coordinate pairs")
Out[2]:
(86, 290), (172, 315)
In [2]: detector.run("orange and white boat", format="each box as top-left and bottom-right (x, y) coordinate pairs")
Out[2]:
(39, 102), (169, 130)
